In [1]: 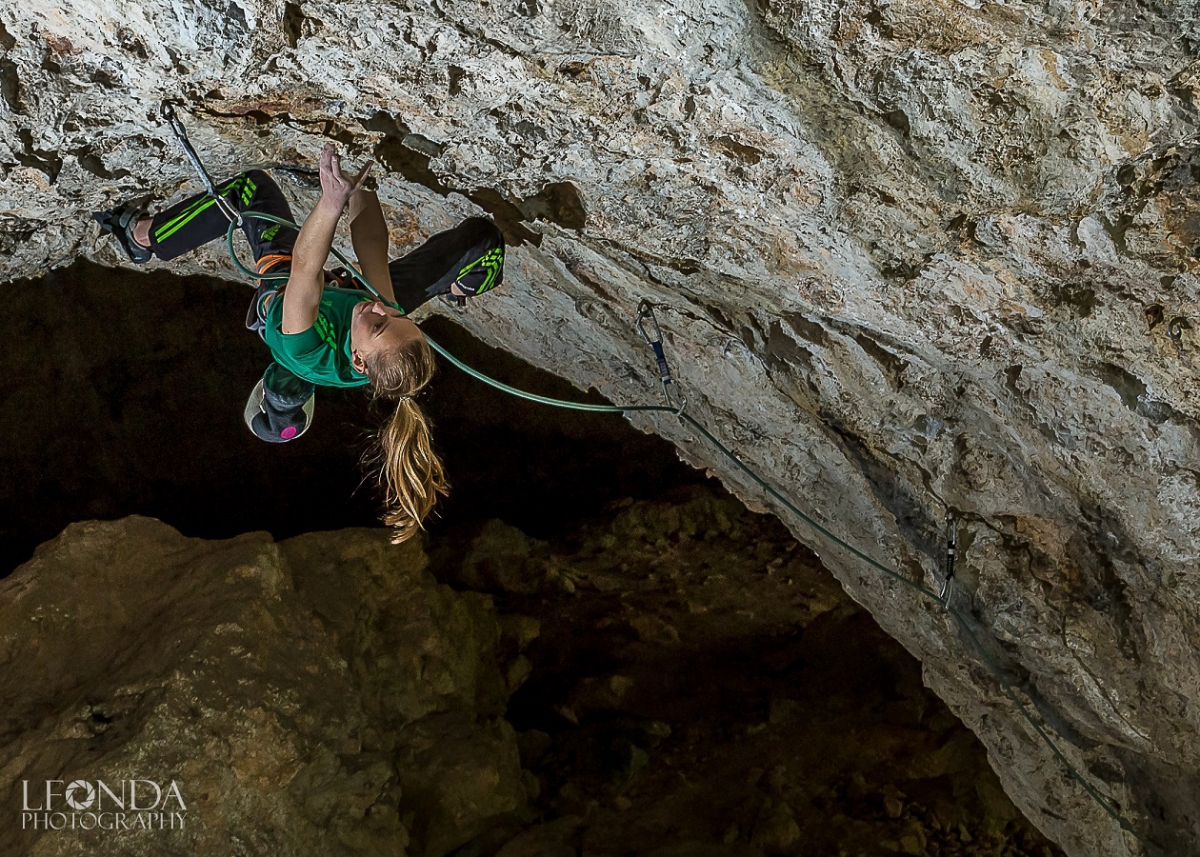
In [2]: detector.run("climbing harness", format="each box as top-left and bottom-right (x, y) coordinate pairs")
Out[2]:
(160, 105), (1162, 856)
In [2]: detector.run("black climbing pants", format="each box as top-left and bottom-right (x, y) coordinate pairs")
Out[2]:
(146, 170), (506, 314)
(148, 169), (298, 272)
(384, 215), (505, 308)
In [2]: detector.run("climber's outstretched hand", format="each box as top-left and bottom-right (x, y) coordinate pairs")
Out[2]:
(319, 144), (373, 210)
(280, 145), (373, 335)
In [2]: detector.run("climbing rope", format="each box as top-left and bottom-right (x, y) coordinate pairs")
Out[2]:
(222, 212), (1163, 853)
(159, 105), (1160, 853)
(221, 212), (670, 414)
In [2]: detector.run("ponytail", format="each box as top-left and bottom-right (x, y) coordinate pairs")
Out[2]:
(362, 337), (449, 543)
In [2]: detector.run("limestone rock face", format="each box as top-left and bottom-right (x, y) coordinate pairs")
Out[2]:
(0, 518), (526, 856)
(3, 0), (1200, 853)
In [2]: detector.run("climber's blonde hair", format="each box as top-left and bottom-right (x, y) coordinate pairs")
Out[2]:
(361, 336), (449, 543)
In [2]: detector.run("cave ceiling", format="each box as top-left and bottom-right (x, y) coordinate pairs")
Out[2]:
(3, 0), (1200, 853)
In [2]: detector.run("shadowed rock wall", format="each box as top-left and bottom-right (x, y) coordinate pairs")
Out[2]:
(436, 487), (1066, 857)
(3, 0), (1200, 852)
(0, 519), (526, 857)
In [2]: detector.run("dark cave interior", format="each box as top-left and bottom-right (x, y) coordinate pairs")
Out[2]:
(0, 258), (707, 573)
(1, 259), (1062, 856)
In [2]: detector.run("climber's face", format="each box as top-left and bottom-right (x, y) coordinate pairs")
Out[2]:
(350, 300), (423, 373)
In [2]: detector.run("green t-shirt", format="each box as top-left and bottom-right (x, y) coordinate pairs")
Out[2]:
(263, 287), (372, 388)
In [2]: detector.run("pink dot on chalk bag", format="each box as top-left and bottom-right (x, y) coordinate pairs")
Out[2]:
(281, 426), (298, 439)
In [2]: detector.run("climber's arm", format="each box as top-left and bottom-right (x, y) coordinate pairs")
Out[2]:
(281, 198), (341, 333)
(281, 145), (372, 334)
(348, 188), (396, 304)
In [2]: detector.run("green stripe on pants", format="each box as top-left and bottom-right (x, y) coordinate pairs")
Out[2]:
(153, 177), (252, 243)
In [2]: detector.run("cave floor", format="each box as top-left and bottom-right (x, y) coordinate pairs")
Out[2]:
(433, 488), (1063, 857)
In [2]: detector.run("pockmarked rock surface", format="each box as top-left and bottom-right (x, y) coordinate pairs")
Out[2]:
(4, 0), (1200, 853)
(0, 518), (526, 856)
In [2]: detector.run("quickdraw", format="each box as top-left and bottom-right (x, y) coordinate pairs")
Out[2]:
(160, 102), (243, 227)
(939, 515), (957, 608)
(636, 300), (685, 414)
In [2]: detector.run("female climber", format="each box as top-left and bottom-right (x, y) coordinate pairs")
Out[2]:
(93, 143), (506, 542)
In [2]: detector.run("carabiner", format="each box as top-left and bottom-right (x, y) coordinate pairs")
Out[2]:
(636, 299), (664, 347)
(664, 383), (686, 415)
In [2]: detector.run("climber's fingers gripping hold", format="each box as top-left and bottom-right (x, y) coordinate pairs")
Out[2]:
(318, 143), (374, 209)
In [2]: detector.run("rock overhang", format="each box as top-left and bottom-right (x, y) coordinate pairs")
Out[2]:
(4, 0), (1200, 853)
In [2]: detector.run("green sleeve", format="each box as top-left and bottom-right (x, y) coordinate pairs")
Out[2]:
(272, 326), (326, 363)
(264, 293), (324, 363)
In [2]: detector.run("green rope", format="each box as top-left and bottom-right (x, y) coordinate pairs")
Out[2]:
(223, 209), (1160, 855)
(229, 213), (686, 415)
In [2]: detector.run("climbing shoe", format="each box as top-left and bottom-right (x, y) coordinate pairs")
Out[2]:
(92, 202), (152, 264)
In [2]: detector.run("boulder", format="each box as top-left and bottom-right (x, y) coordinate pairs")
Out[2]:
(0, 518), (525, 856)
